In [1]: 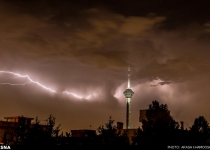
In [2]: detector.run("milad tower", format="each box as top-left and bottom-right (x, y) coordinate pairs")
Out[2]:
(123, 66), (134, 129)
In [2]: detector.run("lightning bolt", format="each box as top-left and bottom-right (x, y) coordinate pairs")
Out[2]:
(62, 91), (83, 99)
(62, 91), (95, 100)
(0, 82), (32, 85)
(86, 95), (91, 99)
(0, 71), (56, 93)
(0, 71), (97, 100)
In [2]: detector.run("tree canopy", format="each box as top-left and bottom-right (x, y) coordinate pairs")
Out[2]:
(134, 100), (180, 145)
(190, 116), (210, 144)
(97, 116), (130, 145)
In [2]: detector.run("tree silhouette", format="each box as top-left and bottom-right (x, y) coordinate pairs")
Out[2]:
(39, 114), (61, 146)
(45, 114), (61, 138)
(6, 115), (62, 146)
(97, 116), (130, 145)
(97, 116), (117, 145)
(132, 127), (144, 145)
(190, 116), (210, 144)
(140, 100), (179, 145)
(24, 116), (44, 145)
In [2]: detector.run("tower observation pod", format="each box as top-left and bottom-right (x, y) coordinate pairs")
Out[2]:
(123, 65), (134, 129)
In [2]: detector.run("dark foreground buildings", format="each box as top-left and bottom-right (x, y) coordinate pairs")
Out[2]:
(0, 116), (34, 143)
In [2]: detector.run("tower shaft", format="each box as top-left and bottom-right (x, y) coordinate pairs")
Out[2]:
(126, 98), (131, 129)
(123, 66), (134, 129)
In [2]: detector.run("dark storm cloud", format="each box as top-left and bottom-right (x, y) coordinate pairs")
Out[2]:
(0, 0), (210, 131)
(150, 81), (172, 86)
(135, 30), (210, 83)
(0, 0), (165, 69)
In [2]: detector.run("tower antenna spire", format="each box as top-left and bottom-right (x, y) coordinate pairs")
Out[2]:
(127, 65), (130, 89)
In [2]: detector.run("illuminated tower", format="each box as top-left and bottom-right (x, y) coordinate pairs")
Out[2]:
(123, 66), (134, 129)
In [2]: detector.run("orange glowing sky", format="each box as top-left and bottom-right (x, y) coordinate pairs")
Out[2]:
(0, 0), (210, 132)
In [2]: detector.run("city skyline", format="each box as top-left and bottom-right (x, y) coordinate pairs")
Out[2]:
(0, 0), (210, 132)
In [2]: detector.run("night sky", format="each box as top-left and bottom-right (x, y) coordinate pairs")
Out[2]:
(0, 0), (210, 132)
